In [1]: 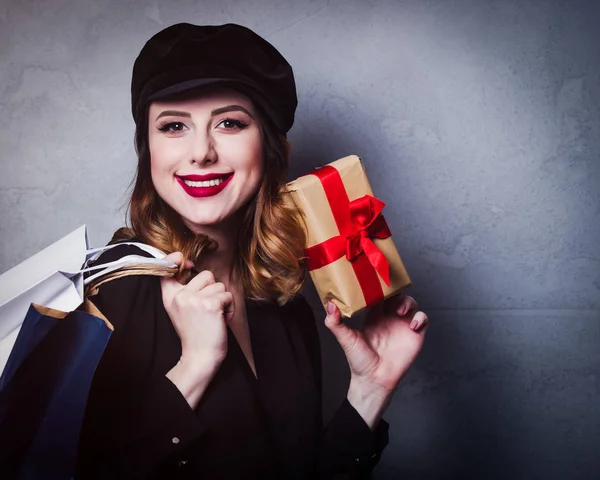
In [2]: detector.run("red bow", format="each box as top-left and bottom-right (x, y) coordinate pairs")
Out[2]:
(304, 165), (392, 307)
(345, 195), (392, 285)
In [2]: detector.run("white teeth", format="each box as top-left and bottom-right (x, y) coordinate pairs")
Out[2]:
(183, 177), (226, 187)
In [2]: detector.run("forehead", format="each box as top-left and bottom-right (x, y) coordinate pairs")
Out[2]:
(148, 87), (255, 115)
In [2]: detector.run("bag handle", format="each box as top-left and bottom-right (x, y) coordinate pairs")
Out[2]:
(83, 242), (169, 267)
(84, 263), (178, 297)
(79, 241), (179, 296)
(82, 254), (176, 285)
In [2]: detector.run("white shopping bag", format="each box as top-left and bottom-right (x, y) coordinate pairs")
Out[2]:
(0, 225), (176, 375)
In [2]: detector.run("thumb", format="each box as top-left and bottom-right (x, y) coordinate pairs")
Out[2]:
(163, 251), (194, 282)
(163, 251), (184, 265)
(324, 301), (358, 352)
(163, 251), (194, 269)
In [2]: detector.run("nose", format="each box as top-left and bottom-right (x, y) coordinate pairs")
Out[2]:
(189, 128), (217, 166)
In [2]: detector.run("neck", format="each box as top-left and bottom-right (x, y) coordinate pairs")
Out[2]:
(185, 215), (244, 291)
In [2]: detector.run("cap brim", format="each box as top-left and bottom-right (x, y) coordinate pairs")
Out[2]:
(146, 78), (282, 129)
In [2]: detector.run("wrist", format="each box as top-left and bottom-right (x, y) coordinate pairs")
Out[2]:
(166, 355), (221, 409)
(347, 377), (394, 430)
(179, 351), (223, 375)
(350, 372), (396, 401)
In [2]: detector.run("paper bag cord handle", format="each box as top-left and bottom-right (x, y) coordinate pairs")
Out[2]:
(84, 265), (178, 297)
(82, 254), (177, 286)
(83, 241), (168, 268)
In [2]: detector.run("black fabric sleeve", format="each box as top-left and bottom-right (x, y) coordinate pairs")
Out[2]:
(74, 245), (206, 479)
(292, 296), (390, 479)
(320, 397), (390, 478)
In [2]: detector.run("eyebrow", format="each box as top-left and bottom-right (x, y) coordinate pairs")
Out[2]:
(155, 105), (254, 121)
(211, 105), (254, 118)
(155, 110), (191, 121)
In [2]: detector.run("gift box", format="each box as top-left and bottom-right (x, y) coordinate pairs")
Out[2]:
(285, 155), (411, 317)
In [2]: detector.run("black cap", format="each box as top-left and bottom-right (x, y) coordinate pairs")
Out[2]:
(131, 23), (297, 133)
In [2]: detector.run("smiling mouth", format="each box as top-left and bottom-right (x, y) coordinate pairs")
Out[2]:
(182, 177), (228, 187)
(176, 173), (234, 198)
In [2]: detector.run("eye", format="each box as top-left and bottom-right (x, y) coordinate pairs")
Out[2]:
(157, 122), (187, 134)
(216, 118), (248, 131)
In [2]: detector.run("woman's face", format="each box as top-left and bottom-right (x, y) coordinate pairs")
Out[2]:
(148, 88), (263, 232)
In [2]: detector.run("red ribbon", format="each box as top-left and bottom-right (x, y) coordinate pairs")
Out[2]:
(304, 165), (392, 308)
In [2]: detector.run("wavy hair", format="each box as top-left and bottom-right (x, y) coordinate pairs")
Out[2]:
(112, 104), (307, 305)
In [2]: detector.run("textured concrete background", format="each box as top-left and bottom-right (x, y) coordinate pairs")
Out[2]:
(0, 0), (599, 478)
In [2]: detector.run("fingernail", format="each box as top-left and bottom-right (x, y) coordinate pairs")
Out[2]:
(398, 306), (407, 316)
(410, 319), (418, 330)
(327, 301), (334, 315)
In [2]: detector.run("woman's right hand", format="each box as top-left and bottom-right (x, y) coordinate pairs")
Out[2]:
(160, 252), (234, 407)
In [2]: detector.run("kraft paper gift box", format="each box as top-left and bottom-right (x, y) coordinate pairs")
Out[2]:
(285, 155), (411, 318)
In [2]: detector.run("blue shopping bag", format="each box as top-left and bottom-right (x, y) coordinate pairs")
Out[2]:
(0, 300), (112, 480)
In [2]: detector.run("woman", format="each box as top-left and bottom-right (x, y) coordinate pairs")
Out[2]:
(75, 23), (428, 479)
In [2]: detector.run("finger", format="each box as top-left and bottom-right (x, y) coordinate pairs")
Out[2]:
(186, 269), (215, 291)
(397, 295), (418, 317)
(163, 252), (194, 280)
(197, 282), (227, 297)
(324, 301), (358, 353)
(409, 311), (429, 331)
(380, 293), (407, 316)
(224, 295), (236, 324)
(163, 251), (184, 266)
(214, 291), (234, 319)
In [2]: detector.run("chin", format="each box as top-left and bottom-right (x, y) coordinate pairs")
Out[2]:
(171, 197), (249, 231)
(183, 216), (223, 230)
(182, 209), (236, 230)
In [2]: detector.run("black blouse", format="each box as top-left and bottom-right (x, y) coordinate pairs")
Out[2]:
(75, 245), (388, 479)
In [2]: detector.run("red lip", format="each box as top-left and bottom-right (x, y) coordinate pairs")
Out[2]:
(177, 173), (234, 198)
(178, 172), (232, 181)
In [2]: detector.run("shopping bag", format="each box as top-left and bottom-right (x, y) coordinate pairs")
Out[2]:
(0, 225), (175, 376)
(0, 301), (113, 479)
(0, 226), (178, 479)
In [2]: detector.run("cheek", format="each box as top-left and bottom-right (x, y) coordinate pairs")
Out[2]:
(247, 135), (265, 177)
(149, 139), (177, 176)
(247, 145), (264, 193)
(221, 133), (264, 179)
(148, 149), (162, 185)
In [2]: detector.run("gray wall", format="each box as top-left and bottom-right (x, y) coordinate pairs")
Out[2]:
(1, 1), (599, 478)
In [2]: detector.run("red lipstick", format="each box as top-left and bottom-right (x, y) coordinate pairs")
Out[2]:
(177, 173), (233, 198)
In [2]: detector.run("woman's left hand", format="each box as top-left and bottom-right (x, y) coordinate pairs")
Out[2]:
(325, 294), (428, 395)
